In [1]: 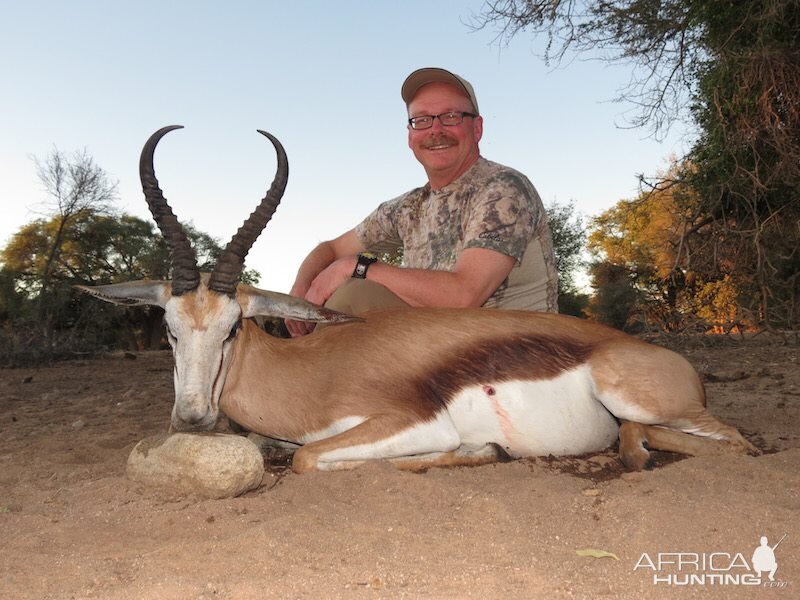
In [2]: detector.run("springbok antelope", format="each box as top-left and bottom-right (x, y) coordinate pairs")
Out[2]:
(77, 126), (758, 474)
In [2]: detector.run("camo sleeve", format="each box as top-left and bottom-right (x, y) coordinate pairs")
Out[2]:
(462, 170), (538, 263)
(354, 193), (406, 255)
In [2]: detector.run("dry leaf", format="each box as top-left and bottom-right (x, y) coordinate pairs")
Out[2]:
(576, 548), (619, 560)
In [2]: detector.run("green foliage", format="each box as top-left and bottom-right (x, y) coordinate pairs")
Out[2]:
(586, 171), (703, 331)
(545, 200), (590, 317)
(586, 163), (769, 332)
(1, 206), (262, 363)
(586, 262), (640, 331)
(557, 292), (590, 319)
(546, 200), (584, 293)
(0, 268), (26, 322)
(2, 211), (260, 292)
(477, 0), (800, 328)
(684, 0), (800, 327)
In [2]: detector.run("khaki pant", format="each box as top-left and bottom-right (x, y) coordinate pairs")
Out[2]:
(325, 279), (410, 315)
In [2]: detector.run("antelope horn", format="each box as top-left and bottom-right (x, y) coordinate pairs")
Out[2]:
(139, 125), (200, 296)
(208, 130), (288, 296)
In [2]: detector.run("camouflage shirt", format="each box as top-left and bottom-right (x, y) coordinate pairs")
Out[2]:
(354, 157), (558, 311)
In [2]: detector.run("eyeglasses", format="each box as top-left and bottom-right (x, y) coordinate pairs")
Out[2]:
(407, 111), (477, 130)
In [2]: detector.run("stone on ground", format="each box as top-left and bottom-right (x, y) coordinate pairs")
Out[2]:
(127, 432), (264, 498)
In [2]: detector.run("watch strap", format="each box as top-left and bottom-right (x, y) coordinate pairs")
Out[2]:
(352, 252), (378, 279)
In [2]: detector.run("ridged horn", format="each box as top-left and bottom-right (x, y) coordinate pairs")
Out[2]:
(139, 125), (200, 296)
(208, 130), (288, 296)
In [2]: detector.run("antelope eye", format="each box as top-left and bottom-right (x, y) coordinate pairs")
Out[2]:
(226, 320), (242, 341)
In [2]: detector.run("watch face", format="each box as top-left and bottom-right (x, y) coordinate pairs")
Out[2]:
(353, 253), (376, 279)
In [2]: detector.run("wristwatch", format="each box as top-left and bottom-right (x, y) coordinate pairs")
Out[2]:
(352, 252), (378, 279)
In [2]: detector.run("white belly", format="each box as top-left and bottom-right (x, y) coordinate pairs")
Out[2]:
(446, 365), (619, 457)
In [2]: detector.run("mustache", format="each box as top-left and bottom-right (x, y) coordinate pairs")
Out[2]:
(421, 134), (457, 149)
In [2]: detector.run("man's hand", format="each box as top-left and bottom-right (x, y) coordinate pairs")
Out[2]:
(285, 231), (367, 337)
(285, 280), (316, 337)
(304, 256), (356, 306)
(285, 317), (316, 338)
(285, 256), (357, 338)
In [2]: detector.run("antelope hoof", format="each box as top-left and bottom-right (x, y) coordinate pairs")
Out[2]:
(728, 436), (761, 456)
(618, 422), (654, 471)
(620, 445), (654, 471)
(291, 447), (319, 474)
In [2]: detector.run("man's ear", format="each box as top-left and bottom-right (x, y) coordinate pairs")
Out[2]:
(472, 114), (484, 143)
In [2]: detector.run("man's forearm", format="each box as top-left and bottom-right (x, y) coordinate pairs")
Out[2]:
(365, 262), (494, 308)
(297, 243), (513, 311)
(290, 241), (339, 296)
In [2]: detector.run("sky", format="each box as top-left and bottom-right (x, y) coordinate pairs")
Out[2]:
(0, 1), (693, 293)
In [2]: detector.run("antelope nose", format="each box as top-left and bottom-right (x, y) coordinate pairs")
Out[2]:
(175, 402), (210, 425)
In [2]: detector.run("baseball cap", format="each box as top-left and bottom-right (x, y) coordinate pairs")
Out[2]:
(401, 67), (480, 115)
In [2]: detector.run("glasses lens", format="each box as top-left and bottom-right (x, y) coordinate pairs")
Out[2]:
(439, 112), (463, 126)
(410, 116), (433, 130)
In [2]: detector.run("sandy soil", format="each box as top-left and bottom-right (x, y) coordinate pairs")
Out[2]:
(1, 336), (798, 599)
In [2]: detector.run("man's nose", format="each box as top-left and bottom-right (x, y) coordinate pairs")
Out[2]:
(429, 117), (446, 132)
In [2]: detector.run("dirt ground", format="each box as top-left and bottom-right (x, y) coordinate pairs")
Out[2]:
(1, 335), (798, 599)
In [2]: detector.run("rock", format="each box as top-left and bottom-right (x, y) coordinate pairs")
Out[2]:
(127, 433), (264, 499)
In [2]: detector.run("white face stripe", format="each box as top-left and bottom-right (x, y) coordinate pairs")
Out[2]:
(164, 291), (243, 429)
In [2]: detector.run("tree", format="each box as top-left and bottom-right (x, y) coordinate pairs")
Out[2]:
(1, 210), (261, 357)
(545, 200), (589, 316)
(684, 1), (800, 327)
(473, 0), (800, 327)
(1, 146), (270, 363)
(30, 148), (117, 335)
(0, 268), (25, 322)
(587, 161), (751, 332)
(586, 261), (640, 330)
(587, 176), (694, 330)
(472, 0), (706, 137)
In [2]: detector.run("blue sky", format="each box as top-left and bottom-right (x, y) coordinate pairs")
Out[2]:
(0, 1), (692, 292)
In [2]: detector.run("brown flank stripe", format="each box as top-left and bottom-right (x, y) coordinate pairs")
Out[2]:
(415, 335), (595, 409)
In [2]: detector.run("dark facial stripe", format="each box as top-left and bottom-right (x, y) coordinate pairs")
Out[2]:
(414, 335), (594, 408)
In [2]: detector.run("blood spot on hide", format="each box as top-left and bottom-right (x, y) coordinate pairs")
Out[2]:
(483, 385), (496, 396)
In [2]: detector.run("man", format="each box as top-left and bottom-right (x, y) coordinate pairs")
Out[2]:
(287, 67), (557, 337)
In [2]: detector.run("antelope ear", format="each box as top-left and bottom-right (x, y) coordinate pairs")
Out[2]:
(74, 281), (171, 308)
(238, 286), (362, 324)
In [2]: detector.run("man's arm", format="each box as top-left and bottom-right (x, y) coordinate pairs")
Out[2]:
(289, 229), (365, 298)
(286, 229), (365, 337)
(303, 246), (515, 309)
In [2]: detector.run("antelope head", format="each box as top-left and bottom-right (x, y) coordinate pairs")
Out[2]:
(77, 126), (355, 431)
